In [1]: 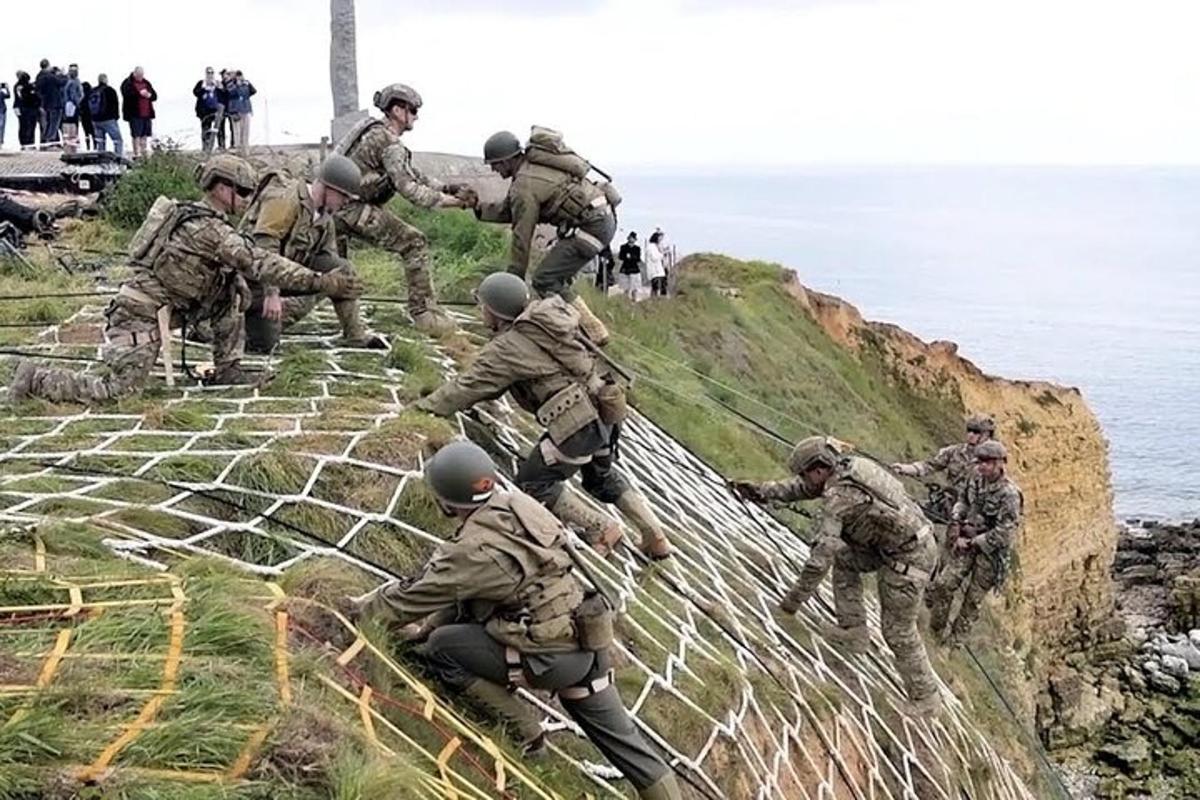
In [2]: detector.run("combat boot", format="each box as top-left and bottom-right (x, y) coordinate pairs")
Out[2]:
(463, 679), (545, 757)
(551, 490), (624, 556)
(638, 772), (683, 800)
(904, 691), (943, 718)
(411, 307), (458, 336)
(570, 297), (609, 346)
(203, 363), (267, 387)
(614, 490), (672, 560)
(7, 361), (38, 403)
(823, 624), (870, 654)
(333, 299), (389, 349)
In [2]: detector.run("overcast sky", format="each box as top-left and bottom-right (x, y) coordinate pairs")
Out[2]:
(4, 0), (1198, 167)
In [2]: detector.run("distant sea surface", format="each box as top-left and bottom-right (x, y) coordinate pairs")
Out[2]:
(616, 167), (1200, 521)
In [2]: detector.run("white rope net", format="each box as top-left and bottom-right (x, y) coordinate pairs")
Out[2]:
(0, 301), (1039, 799)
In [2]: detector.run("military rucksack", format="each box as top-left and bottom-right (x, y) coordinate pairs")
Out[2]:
(126, 196), (217, 269)
(334, 117), (384, 158)
(525, 126), (622, 210)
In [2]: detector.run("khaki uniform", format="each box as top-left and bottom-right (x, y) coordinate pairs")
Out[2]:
(417, 296), (628, 510)
(753, 457), (939, 705)
(14, 198), (328, 404)
(895, 441), (977, 522)
(363, 489), (674, 795)
(927, 472), (1023, 641)
(334, 120), (447, 318)
(477, 158), (616, 301)
(239, 174), (368, 351)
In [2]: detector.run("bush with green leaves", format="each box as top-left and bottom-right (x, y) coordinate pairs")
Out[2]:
(103, 153), (202, 230)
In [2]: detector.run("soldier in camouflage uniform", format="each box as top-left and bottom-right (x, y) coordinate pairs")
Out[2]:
(7, 156), (362, 404)
(892, 414), (996, 524)
(333, 83), (467, 335)
(732, 437), (942, 715)
(473, 129), (616, 345)
(353, 441), (681, 800)
(927, 441), (1023, 645)
(416, 273), (672, 560)
(239, 154), (386, 352)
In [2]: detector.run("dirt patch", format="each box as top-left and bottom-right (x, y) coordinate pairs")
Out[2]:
(0, 650), (35, 684)
(251, 706), (343, 788)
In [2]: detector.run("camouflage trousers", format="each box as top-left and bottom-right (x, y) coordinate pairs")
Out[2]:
(334, 199), (437, 315)
(243, 260), (366, 354)
(524, 210), (616, 302)
(18, 292), (243, 404)
(927, 546), (1001, 641)
(830, 538), (939, 703)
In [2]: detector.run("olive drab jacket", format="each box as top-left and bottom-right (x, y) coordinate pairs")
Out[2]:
(952, 472), (1023, 557)
(240, 174), (339, 267)
(417, 296), (601, 429)
(336, 118), (446, 208)
(476, 158), (608, 276)
(121, 196), (331, 317)
(756, 456), (934, 597)
(362, 490), (585, 654)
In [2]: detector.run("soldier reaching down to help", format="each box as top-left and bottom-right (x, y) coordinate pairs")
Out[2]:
(8, 155), (362, 404)
(892, 414), (997, 524)
(416, 273), (672, 560)
(350, 441), (682, 800)
(732, 436), (942, 716)
(926, 441), (1023, 645)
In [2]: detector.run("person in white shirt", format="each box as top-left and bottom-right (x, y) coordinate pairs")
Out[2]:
(645, 231), (667, 297)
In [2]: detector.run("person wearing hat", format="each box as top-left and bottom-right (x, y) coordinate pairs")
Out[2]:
(892, 413), (997, 523)
(237, 153), (386, 352)
(8, 155), (361, 403)
(926, 440), (1023, 645)
(331, 82), (469, 335)
(351, 440), (682, 800)
(416, 272), (673, 561)
(732, 435), (942, 716)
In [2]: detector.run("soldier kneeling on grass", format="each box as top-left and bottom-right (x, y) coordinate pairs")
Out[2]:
(348, 441), (682, 800)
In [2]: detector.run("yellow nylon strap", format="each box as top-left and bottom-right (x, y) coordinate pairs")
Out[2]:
(436, 737), (463, 800)
(35, 629), (72, 688)
(33, 535), (46, 573)
(335, 635), (368, 666)
(227, 723), (273, 780)
(64, 585), (83, 618)
(263, 581), (286, 610)
(358, 685), (380, 748)
(274, 611), (293, 706)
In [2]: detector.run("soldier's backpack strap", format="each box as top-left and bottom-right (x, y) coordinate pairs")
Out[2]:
(333, 117), (384, 156)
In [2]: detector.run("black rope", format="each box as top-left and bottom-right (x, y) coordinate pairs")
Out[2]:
(0, 291), (115, 301)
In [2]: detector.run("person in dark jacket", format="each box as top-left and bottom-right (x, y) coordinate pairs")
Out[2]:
(193, 67), (225, 153)
(0, 80), (9, 148)
(90, 74), (123, 157)
(13, 72), (40, 148)
(120, 66), (157, 159)
(34, 60), (67, 146)
(79, 82), (95, 150)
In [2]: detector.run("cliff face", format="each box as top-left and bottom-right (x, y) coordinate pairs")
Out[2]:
(789, 277), (1120, 664)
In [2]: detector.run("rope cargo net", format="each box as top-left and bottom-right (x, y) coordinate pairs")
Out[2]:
(0, 300), (1037, 799)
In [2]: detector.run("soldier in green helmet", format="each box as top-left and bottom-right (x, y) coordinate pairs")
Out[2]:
(332, 83), (470, 335)
(732, 436), (942, 716)
(238, 153), (386, 352)
(471, 128), (618, 346)
(8, 155), (362, 404)
(927, 440), (1024, 645)
(415, 273), (673, 560)
(351, 440), (682, 800)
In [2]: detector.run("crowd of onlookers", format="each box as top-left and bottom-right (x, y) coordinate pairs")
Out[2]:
(594, 227), (675, 299)
(0, 59), (256, 159)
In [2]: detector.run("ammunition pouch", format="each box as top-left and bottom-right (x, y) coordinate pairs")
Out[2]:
(594, 379), (627, 425)
(536, 382), (599, 445)
(573, 590), (615, 651)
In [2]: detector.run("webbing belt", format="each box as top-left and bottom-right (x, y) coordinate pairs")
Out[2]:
(558, 669), (613, 701)
(504, 646), (527, 689)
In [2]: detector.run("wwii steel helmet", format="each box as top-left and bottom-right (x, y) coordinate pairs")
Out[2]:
(974, 441), (1008, 461)
(787, 436), (840, 475)
(373, 83), (423, 112)
(317, 154), (361, 199)
(966, 414), (996, 435)
(196, 154), (256, 192)
(425, 441), (499, 508)
(475, 272), (529, 320)
(483, 131), (522, 164)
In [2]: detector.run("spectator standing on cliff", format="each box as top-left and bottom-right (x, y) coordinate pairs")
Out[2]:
(0, 81), (9, 148)
(224, 70), (256, 155)
(90, 74), (123, 157)
(61, 65), (84, 153)
(193, 67), (224, 153)
(593, 244), (616, 292)
(35, 60), (67, 146)
(13, 72), (39, 148)
(617, 232), (642, 300)
(926, 441), (1023, 647)
(645, 231), (667, 297)
(79, 81), (95, 150)
(121, 67), (157, 159)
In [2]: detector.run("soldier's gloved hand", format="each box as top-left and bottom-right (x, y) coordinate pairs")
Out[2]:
(436, 193), (465, 209)
(456, 187), (480, 209)
(394, 622), (427, 643)
(730, 480), (765, 503)
(318, 268), (364, 299)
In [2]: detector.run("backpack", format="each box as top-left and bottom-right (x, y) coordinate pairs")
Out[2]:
(127, 196), (216, 269)
(86, 89), (103, 117)
(525, 126), (622, 209)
